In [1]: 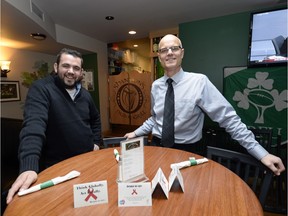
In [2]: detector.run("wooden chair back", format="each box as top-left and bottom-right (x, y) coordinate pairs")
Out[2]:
(102, 136), (148, 148)
(207, 146), (273, 207)
(250, 128), (273, 152)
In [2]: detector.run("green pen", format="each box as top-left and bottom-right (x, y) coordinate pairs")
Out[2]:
(170, 157), (208, 169)
(18, 170), (80, 196)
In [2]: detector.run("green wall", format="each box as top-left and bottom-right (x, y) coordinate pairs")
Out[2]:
(180, 12), (250, 93)
(83, 53), (100, 111)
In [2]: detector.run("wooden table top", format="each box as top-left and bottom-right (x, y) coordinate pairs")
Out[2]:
(4, 146), (263, 216)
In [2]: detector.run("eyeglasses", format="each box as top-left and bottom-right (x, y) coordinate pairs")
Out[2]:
(158, 46), (182, 54)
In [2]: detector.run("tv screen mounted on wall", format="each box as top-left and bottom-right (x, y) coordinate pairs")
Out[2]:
(248, 8), (287, 67)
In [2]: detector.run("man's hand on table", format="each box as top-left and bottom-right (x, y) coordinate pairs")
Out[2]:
(94, 144), (100, 151)
(6, 170), (37, 204)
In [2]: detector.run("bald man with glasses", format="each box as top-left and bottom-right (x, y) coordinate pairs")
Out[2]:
(125, 34), (285, 176)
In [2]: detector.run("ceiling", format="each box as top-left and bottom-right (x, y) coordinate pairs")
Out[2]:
(1, 0), (286, 55)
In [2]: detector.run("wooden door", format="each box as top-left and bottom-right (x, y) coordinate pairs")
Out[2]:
(108, 70), (152, 125)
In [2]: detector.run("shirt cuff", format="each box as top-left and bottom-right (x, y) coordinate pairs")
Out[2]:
(19, 156), (39, 174)
(247, 144), (269, 160)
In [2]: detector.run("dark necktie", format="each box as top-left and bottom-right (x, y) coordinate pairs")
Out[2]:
(162, 78), (175, 147)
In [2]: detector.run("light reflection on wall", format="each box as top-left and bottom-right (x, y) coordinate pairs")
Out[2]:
(1, 38), (33, 49)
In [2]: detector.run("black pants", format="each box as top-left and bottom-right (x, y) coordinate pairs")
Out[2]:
(151, 136), (206, 156)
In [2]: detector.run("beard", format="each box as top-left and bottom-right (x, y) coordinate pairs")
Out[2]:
(62, 77), (79, 89)
(56, 71), (82, 89)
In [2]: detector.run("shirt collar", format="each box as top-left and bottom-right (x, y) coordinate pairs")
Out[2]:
(75, 82), (81, 96)
(164, 68), (184, 85)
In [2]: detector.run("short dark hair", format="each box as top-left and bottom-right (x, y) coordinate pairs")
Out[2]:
(56, 48), (83, 67)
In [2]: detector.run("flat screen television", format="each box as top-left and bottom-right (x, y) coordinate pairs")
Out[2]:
(248, 8), (287, 67)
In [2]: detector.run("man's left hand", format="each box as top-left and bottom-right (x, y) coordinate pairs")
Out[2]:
(261, 154), (285, 175)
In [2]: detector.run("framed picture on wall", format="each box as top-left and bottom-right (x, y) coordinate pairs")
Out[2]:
(81, 70), (94, 91)
(0, 81), (21, 102)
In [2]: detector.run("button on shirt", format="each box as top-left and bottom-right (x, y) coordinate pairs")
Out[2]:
(134, 69), (268, 160)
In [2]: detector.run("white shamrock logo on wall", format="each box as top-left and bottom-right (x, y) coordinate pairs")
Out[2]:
(233, 72), (287, 124)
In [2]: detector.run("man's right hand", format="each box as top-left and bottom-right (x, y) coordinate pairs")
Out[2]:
(6, 170), (38, 204)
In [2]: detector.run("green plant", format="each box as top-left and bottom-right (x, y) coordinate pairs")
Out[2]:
(21, 61), (50, 88)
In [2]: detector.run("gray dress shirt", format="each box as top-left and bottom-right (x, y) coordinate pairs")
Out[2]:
(134, 68), (268, 160)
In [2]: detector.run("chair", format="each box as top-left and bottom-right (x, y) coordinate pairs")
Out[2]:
(272, 35), (285, 56)
(203, 127), (274, 155)
(102, 136), (149, 148)
(279, 37), (287, 57)
(207, 146), (274, 207)
(203, 127), (247, 154)
(250, 128), (273, 152)
(102, 137), (127, 148)
(265, 137), (287, 214)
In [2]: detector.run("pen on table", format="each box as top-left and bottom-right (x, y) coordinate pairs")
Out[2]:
(18, 170), (81, 196)
(114, 149), (120, 162)
(170, 157), (209, 169)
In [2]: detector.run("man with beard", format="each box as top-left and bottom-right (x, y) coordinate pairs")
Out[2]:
(6, 48), (101, 204)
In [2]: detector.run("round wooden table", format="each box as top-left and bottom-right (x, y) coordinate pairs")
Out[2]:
(4, 146), (263, 216)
